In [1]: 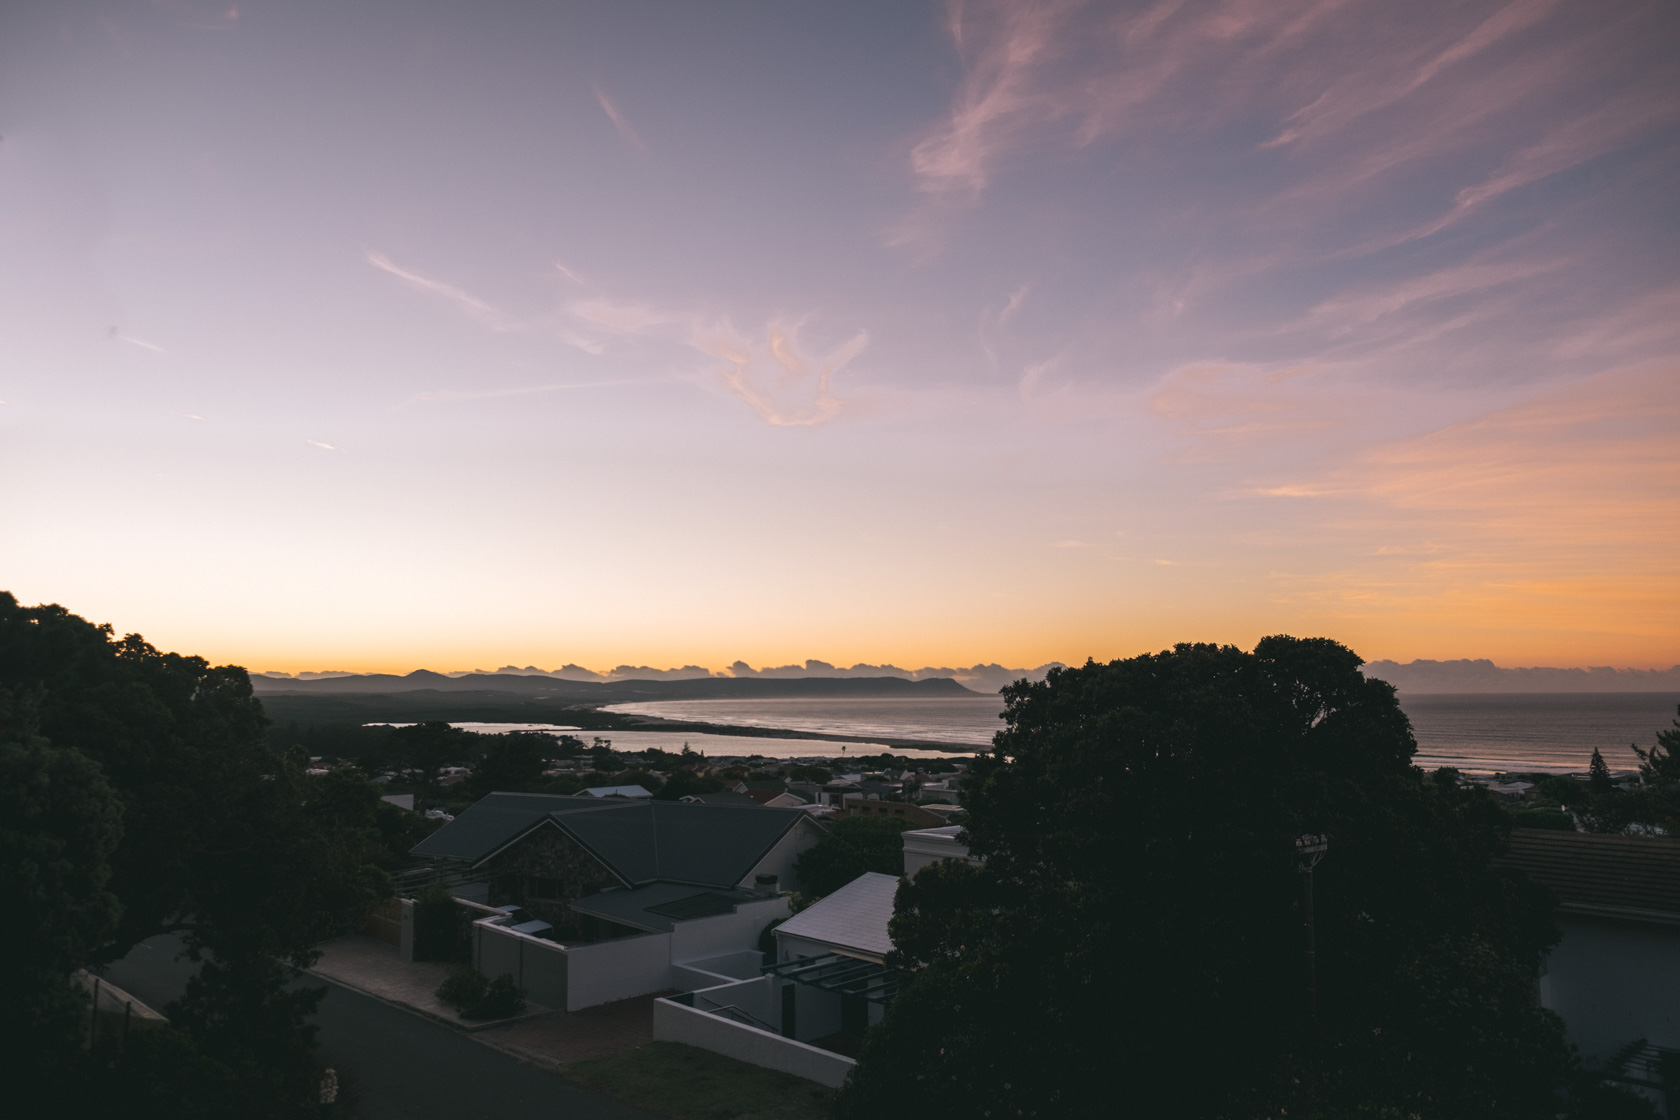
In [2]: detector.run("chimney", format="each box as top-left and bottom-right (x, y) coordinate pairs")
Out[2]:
(754, 873), (779, 897)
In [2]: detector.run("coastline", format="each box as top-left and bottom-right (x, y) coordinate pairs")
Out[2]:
(589, 706), (981, 755)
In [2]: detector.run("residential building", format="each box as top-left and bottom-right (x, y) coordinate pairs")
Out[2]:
(1503, 829), (1680, 1113)
(842, 794), (949, 829)
(410, 792), (825, 932)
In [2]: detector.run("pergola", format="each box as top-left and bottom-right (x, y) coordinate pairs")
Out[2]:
(762, 953), (900, 1005)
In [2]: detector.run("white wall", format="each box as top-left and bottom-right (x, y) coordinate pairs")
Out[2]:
(901, 829), (976, 877)
(472, 920), (570, 1010)
(671, 895), (788, 963)
(563, 932), (674, 1012)
(744, 820), (825, 893)
(1540, 914), (1680, 1061)
(653, 989), (856, 1089)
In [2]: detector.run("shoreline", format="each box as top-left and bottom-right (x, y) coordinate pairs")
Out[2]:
(582, 706), (983, 755)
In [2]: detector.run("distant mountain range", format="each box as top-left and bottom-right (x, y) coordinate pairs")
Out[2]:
(256, 660), (1061, 695)
(248, 670), (982, 702)
(1362, 659), (1680, 694)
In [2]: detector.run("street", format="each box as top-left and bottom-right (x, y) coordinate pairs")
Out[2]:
(102, 937), (654, 1120)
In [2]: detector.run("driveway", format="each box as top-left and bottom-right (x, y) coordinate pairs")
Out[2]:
(101, 936), (655, 1120)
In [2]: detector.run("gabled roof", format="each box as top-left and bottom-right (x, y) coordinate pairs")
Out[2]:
(1503, 829), (1680, 922)
(410, 792), (814, 889)
(583, 785), (652, 799)
(774, 871), (899, 961)
(681, 792), (761, 807)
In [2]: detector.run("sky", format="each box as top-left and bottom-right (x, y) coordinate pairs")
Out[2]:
(2, 0), (1677, 675)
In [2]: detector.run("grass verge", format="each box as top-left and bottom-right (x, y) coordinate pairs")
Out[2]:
(565, 1041), (837, 1120)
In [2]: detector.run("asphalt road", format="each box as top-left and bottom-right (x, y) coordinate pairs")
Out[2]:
(102, 936), (654, 1120)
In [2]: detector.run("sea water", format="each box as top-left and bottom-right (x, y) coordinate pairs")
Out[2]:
(603, 692), (1680, 773)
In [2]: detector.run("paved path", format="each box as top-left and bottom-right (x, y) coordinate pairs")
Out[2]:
(101, 936), (655, 1120)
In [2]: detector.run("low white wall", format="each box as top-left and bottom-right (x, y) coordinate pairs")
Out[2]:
(563, 932), (674, 1012)
(670, 896), (788, 963)
(654, 995), (855, 1089)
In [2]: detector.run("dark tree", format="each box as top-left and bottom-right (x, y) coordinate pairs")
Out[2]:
(794, 815), (911, 898)
(838, 637), (1606, 1120)
(465, 732), (553, 797)
(0, 690), (124, 1071)
(0, 592), (387, 1114)
(1589, 747), (1614, 794)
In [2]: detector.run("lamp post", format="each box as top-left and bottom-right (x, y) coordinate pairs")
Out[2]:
(1295, 833), (1329, 1034)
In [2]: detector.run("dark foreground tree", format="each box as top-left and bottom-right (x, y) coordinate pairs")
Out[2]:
(0, 592), (387, 1114)
(794, 815), (915, 898)
(837, 637), (1643, 1120)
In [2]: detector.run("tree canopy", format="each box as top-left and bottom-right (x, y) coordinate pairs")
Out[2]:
(794, 815), (915, 898)
(838, 637), (1632, 1120)
(0, 592), (388, 1114)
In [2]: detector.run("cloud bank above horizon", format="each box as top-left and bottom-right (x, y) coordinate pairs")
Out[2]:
(1, 0), (1675, 670)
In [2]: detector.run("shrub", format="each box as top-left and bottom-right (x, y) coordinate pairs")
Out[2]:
(1512, 807), (1576, 831)
(435, 966), (525, 1019)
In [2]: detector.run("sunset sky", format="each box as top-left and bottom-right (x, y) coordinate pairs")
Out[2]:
(2, 0), (1677, 674)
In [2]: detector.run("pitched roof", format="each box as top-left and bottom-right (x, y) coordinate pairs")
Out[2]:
(410, 792), (811, 889)
(682, 792), (761, 806)
(775, 871), (899, 961)
(583, 785), (653, 798)
(1502, 829), (1680, 922)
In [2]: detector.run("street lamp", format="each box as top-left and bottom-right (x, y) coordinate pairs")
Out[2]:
(1295, 833), (1330, 1034)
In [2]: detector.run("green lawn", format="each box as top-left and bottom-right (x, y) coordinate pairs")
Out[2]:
(564, 1041), (837, 1120)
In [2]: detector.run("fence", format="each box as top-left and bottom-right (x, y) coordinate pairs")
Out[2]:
(654, 979), (856, 1089)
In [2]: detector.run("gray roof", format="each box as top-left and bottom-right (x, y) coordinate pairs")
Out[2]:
(1502, 829), (1680, 921)
(775, 871), (899, 960)
(681, 792), (762, 807)
(410, 792), (812, 889)
(568, 882), (761, 933)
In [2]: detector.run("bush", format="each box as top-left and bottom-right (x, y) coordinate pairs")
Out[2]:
(435, 966), (526, 1020)
(1513, 807), (1576, 831)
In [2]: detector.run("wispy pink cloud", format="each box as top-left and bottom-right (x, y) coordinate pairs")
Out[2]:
(593, 86), (648, 153)
(366, 250), (521, 332)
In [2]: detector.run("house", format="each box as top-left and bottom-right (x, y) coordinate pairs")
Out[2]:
(582, 784), (653, 799)
(746, 787), (808, 808)
(1502, 829), (1680, 1113)
(410, 792), (826, 931)
(842, 794), (949, 829)
(682, 792), (763, 807)
(653, 871), (902, 1088)
(901, 824), (978, 876)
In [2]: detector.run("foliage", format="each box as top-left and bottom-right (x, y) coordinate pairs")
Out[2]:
(794, 815), (912, 898)
(565, 1040), (837, 1120)
(0, 692), (124, 1017)
(838, 637), (1581, 1120)
(787, 764), (832, 783)
(464, 731), (553, 797)
(611, 767), (666, 793)
(1589, 748), (1614, 794)
(653, 769), (727, 801)
(1633, 705), (1680, 786)
(436, 966), (525, 1019)
(1512, 807), (1577, 831)
(0, 591), (390, 1113)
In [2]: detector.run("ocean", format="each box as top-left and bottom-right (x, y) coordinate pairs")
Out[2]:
(603, 692), (1680, 774)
